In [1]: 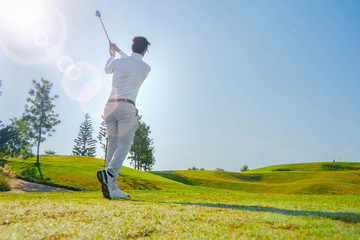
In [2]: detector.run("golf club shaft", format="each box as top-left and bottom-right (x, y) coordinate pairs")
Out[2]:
(99, 18), (111, 43)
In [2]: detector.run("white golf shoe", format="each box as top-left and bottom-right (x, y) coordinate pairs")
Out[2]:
(110, 189), (130, 199)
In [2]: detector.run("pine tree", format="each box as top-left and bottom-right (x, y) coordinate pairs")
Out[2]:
(97, 120), (108, 161)
(128, 115), (155, 171)
(72, 114), (97, 157)
(22, 78), (60, 165)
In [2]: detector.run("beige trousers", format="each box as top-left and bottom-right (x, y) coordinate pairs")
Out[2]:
(103, 101), (138, 178)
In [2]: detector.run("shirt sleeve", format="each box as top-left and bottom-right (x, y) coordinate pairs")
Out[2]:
(118, 50), (128, 58)
(105, 56), (115, 74)
(143, 64), (151, 79)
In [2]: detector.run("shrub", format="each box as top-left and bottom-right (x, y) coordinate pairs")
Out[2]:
(0, 175), (11, 191)
(0, 164), (16, 177)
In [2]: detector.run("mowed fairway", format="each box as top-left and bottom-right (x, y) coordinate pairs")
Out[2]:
(1, 157), (360, 239)
(1, 189), (360, 239)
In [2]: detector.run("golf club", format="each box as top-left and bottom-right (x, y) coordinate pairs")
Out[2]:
(95, 10), (111, 43)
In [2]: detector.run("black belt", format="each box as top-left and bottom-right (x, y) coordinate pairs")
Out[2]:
(108, 98), (135, 106)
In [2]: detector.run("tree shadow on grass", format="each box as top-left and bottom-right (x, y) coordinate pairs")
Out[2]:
(0, 159), (48, 181)
(127, 180), (161, 190)
(21, 167), (38, 179)
(21, 164), (50, 181)
(127, 199), (360, 223)
(118, 177), (160, 190)
(150, 171), (194, 185)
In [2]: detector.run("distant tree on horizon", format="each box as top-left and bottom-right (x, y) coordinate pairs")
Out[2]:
(188, 166), (205, 170)
(241, 165), (249, 172)
(188, 166), (198, 170)
(97, 120), (108, 161)
(128, 115), (155, 171)
(45, 150), (56, 155)
(72, 114), (97, 157)
(215, 167), (225, 171)
(22, 78), (60, 165)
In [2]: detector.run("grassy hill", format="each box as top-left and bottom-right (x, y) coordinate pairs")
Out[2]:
(0, 155), (189, 191)
(2, 157), (360, 194)
(248, 162), (360, 172)
(152, 162), (360, 195)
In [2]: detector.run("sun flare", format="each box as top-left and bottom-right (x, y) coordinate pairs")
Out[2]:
(0, 0), (65, 63)
(0, 0), (43, 29)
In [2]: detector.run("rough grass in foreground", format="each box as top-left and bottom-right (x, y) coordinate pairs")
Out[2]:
(1, 189), (360, 239)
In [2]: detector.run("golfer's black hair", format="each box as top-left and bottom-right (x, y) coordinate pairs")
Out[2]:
(131, 36), (150, 54)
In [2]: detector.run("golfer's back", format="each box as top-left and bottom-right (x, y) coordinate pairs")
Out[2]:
(105, 53), (151, 103)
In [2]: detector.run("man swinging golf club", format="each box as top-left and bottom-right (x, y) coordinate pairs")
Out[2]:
(97, 36), (151, 199)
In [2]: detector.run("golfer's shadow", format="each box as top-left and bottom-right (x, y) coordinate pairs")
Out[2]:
(126, 199), (360, 223)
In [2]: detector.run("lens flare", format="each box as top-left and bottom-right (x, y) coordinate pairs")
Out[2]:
(65, 64), (82, 81)
(0, 1), (65, 63)
(45, 43), (54, 52)
(61, 61), (103, 102)
(0, 0), (43, 29)
(79, 79), (112, 119)
(60, 61), (111, 118)
(33, 31), (48, 47)
(57, 56), (74, 72)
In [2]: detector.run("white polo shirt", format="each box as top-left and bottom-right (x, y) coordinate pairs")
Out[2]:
(105, 51), (151, 103)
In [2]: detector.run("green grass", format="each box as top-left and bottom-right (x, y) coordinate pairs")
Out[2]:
(3, 157), (360, 195)
(0, 156), (188, 191)
(248, 162), (360, 172)
(1, 189), (360, 239)
(0, 175), (10, 191)
(152, 162), (360, 195)
(2, 157), (360, 238)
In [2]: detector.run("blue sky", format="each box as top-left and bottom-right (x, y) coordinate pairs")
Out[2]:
(0, 0), (359, 171)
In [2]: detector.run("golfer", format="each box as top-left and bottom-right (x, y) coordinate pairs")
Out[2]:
(97, 36), (151, 199)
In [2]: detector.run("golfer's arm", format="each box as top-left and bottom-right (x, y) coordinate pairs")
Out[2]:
(105, 56), (115, 74)
(118, 50), (128, 58)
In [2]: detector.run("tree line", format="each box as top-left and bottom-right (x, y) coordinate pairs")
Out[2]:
(188, 165), (250, 172)
(0, 78), (156, 172)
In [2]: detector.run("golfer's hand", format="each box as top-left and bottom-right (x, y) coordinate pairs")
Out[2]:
(109, 47), (116, 57)
(110, 43), (120, 52)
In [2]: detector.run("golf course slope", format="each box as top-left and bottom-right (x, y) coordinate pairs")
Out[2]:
(152, 162), (360, 195)
(2, 156), (360, 194)
(0, 156), (189, 191)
